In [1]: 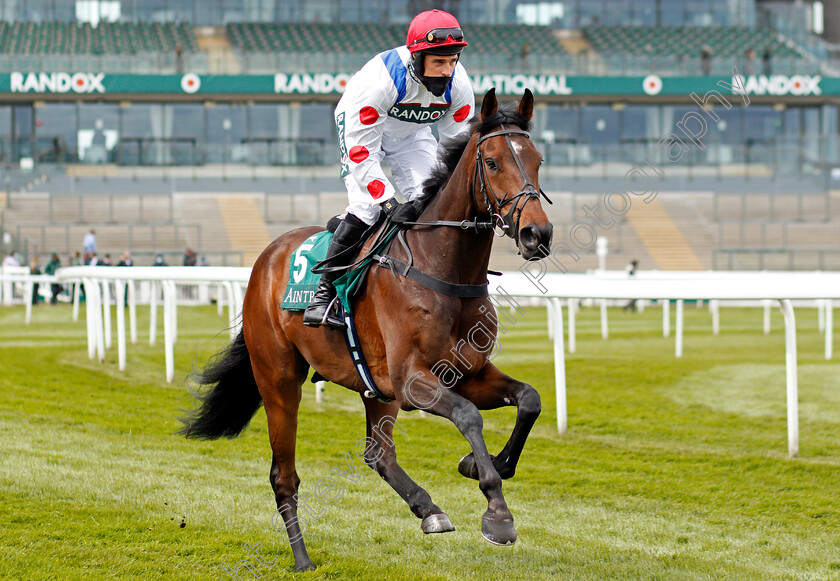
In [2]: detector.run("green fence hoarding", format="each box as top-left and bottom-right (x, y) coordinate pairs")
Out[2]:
(0, 71), (834, 98)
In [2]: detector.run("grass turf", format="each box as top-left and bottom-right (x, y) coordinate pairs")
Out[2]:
(0, 302), (838, 580)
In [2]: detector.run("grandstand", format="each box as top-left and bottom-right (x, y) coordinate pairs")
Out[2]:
(2, 0), (840, 273)
(0, 21), (198, 56)
(583, 25), (801, 60)
(227, 21), (565, 58)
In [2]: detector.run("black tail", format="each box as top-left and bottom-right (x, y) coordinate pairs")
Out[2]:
(178, 331), (263, 440)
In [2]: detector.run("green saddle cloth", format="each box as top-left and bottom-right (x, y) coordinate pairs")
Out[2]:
(281, 226), (399, 314)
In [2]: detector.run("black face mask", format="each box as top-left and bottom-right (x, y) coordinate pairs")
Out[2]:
(422, 76), (450, 97)
(412, 53), (454, 97)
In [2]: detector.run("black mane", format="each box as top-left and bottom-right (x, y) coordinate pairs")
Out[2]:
(415, 103), (532, 212)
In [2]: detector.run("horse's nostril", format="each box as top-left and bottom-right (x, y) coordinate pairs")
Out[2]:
(519, 226), (538, 249)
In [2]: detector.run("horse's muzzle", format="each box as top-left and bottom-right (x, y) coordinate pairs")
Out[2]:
(518, 223), (553, 260)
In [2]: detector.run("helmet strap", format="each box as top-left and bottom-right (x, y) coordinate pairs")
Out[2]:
(410, 52), (426, 78)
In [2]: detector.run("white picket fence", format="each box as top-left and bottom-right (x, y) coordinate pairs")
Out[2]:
(50, 266), (251, 384)
(505, 268), (840, 458)
(2, 265), (833, 458)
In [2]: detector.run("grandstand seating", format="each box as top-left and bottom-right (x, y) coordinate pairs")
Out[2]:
(226, 22), (565, 58)
(0, 21), (804, 70)
(583, 25), (802, 60)
(0, 21), (198, 55)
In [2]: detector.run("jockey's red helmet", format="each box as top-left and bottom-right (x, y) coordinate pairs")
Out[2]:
(406, 9), (468, 55)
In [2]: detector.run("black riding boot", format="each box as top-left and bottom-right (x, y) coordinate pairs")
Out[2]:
(303, 217), (366, 329)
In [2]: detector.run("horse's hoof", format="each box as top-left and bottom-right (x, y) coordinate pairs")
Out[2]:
(422, 513), (456, 534)
(481, 516), (517, 546)
(458, 453), (498, 480)
(294, 561), (316, 572)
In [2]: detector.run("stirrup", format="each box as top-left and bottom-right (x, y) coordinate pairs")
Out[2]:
(321, 296), (346, 329)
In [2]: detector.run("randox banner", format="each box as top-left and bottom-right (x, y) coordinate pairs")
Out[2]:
(1, 72), (838, 97)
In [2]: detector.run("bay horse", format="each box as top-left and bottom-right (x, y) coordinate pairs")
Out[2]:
(180, 88), (553, 572)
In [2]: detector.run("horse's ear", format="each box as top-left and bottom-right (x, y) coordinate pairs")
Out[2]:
(517, 88), (534, 120)
(481, 88), (498, 119)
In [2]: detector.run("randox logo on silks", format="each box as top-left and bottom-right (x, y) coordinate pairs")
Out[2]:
(336, 112), (349, 178)
(389, 103), (450, 124)
(11, 72), (106, 93)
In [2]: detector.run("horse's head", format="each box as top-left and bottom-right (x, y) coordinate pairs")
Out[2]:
(474, 88), (553, 260)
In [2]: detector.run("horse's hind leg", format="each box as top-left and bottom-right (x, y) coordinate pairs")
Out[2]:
(252, 343), (315, 572)
(455, 363), (541, 481)
(361, 398), (455, 534)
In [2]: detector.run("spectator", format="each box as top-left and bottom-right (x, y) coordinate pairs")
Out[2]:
(745, 48), (757, 75)
(82, 229), (97, 255)
(52, 136), (66, 164)
(153, 253), (168, 266)
(198, 254), (209, 267)
(72, 251), (86, 301)
(30, 255), (42, 305)
(44, 252), (62, 304)
(86, 253), (100, 266)
(622, 260), (639, 312)
(182, 248), (198, 298)
(700, 47), (711, 76)
(175, 43), (184, 74)
(762, 49), (772, 75)
(117, 252), (133, 267)
(2, 252), (19, 268)
(519, 42), (531, 71)
(102, 253), (113, 266)
(183, 248), (197, 266)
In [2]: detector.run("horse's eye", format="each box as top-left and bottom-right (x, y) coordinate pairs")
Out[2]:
(486, 159), (498, 171)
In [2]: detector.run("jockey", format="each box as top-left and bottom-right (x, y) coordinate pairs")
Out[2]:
(304, 9), (475, 329)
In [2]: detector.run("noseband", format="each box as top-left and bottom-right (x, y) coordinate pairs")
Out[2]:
(473, 125), (552, 242)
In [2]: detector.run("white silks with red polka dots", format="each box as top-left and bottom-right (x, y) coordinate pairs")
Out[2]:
(335, 45), (474, 225)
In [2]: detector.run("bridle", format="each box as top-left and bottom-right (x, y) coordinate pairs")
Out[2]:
(400, 123), (552, 242)
(472, 125), (552, 242)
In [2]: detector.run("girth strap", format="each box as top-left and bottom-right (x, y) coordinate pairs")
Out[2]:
(339, 303), (394, 402)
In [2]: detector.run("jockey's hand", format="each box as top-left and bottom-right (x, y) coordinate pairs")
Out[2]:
(380, 198), (418, 224)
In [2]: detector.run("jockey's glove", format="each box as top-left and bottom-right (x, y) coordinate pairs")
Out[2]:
(380, 198), (418, 224)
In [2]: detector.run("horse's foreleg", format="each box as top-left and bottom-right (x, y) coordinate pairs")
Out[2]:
(361, 397), (455, 534)
(404, 375), (516, 545)
(455, 363), (541, 481)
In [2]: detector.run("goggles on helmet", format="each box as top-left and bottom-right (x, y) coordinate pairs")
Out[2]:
(409, 27), (464, 49)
